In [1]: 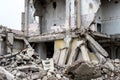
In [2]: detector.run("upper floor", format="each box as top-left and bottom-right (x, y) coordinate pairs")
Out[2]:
(22, 0), (120, 42)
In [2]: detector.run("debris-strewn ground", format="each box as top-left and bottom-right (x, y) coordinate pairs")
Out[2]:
(0, 48), (120, 80)
(0, 48), (68, 80)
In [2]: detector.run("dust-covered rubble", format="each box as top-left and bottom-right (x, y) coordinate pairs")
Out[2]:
(0, 48), (68, 80)
(0, 39), (120, 80)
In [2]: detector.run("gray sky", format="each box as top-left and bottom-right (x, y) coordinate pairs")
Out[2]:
(0, 0), (24, 30)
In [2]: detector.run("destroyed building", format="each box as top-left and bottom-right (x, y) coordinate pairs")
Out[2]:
(0, 0), (120, 80)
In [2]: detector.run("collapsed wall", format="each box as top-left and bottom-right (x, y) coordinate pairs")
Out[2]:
(0, 25), (119, 80)
(0, 0), (120, 80)
(0, 26), (25, 55)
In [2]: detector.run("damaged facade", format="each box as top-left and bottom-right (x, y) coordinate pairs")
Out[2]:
(0, 0), (120, 80)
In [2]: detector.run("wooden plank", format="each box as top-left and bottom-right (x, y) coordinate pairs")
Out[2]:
(86, 34), (108, 57)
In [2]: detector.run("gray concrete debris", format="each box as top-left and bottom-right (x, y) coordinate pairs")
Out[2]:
(0, 47), (119, 80)
(0, 36), (120, 80)
(0, 48), (68, 80)
(63, 34), (120, 80)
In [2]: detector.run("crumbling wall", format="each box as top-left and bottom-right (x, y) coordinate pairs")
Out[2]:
(21, 0), (120, 79)
(81, 0), (120, 35)
(35, 0), (66, 34)
(81, 0), (101, 29)
(1, 38), (6, 55)
(0, 38), (23, 55)
(13, 39), (24, 52)
(42, 0), (65, 33)
(27, 0), (66, 36)
(28, 0), (40, 36)
(0, 26), (25, 55)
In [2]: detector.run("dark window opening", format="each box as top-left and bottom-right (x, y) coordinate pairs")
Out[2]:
(53, 2), (57, 9)
(33, 41), (54, 60)
(99, 17), (101, 20)
(114, 1), (119, 4)
(116, 47), (120, 59)
(45, 42), (54, 58)
(97, 23), (102, 32)
(53, 24), (56, 26)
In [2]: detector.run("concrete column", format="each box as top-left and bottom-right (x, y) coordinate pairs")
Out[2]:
(111, 46), (117, 59)
(7, 32), (14, 54)
(76, 0), (81, 28)
(65, 0), (70, 31)
(21, 12), (25, 32)
(0, 35), (3, 55)
(24, 0), (29, 36)
(36, 43), (47, 60)
(70, 0), (76, 29)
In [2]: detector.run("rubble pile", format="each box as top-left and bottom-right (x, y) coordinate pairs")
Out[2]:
(0, 33), (120, 80)
(64, 60), (120, 80)
(0, 48), (68, 80)
(0, 47), (119, 80)
(63, 32), (120, 80)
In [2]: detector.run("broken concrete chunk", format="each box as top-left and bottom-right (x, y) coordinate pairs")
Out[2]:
(56, 74), (62, 79)
(88, 42), (106, 64)
(64, 62), (102, 80)
(88, 52), (99, 64)
(42, 58), (54, 71)
(47, 75), (58, 80)
(53, 50), (61, 64)
(16, 71), (27, 78)
(42, 76), (48, 80)
(16, 65), (40, 71)
(58, 48), (68, 66)
(86, 34), (108, 57)
(39, 70), (47, 79)
(75, 40), (90, 62)
(0, 67), (14, 80)
(23, 38), (32, 48)
(0, 72), (8, 80)
(26, 48), (34, 58)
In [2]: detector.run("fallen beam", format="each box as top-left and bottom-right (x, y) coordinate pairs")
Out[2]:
(86, 34), (108, 57)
